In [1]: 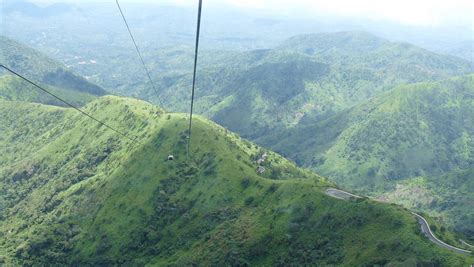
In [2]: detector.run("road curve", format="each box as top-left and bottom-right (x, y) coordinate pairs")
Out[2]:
(412, 212), (472, 255)
(325, 188), (362, 200)
(325, 188), (472, 255)
(460, 240), (474, 248)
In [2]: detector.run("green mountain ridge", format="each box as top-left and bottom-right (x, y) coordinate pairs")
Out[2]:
(1, 96), (472, 265)
(0, 75), (97, 107)
(279, 31), (470, 72)
(1, 36), (107, 97)
(140, 31), (472, 139)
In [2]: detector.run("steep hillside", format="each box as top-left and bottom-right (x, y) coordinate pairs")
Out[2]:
(1, 96), (471, 265)
(264, 75), (474, 238)
(137, 31), (472, 139)
(268, 75), (473, 181)
(1, 36), (107, 96)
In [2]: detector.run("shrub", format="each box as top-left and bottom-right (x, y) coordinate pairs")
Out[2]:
(241, 178), (250, 189)
(267, 183), (279, 193)
(245, 196), (254, 206)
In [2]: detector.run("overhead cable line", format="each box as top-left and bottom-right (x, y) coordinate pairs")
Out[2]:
(187, 0), (203, 156)
(116, 0), (162, 104)
(0, 64), (141, 144)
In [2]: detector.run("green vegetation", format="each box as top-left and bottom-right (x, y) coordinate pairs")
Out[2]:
(380, 170), (474, 244)
(264, 75), (474, 239)
(1, 36), (107, 96)
(137, 32), (471, 140)
(1, 96), (472, 265)
(0, 75), (96, 107)
(1, 29), (473, 264)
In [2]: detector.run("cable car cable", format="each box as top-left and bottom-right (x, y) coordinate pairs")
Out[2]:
(187, 0), (203, 156)
(116, 0), (162, 105)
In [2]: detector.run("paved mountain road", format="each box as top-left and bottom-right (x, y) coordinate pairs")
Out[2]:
(325, 188), (362, 200)
(460, 240), (474, 248)
(325, 188), (472, 255)
(411, 212), (472, 255)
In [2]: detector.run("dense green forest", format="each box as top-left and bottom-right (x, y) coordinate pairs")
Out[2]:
(1, 96), (472, 265)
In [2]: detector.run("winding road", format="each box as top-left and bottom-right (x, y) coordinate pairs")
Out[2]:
(325, 188), (473, 255)
(325, 188), (362, 200)
(411, 212), (472, 255)
(460, 240), (474, 248)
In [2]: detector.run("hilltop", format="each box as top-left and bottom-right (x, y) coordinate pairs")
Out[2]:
(1, 96), (472, 265)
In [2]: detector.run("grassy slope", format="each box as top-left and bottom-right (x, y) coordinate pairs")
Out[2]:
(265, 74), (474, 239)
(1, 36), (107, 96)
(0, 96), (472, 266)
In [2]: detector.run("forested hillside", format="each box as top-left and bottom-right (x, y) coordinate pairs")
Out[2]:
(1, 96), (471, 265)
(263, 75), (474, 239)
(137, 31), (472, 139)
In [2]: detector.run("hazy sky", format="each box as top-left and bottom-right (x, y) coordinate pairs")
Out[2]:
(31, 0), (474, 27)
(159, 0), (473, 27)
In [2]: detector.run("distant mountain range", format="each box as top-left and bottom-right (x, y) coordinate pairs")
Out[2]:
(2, 0), (73, 17)
(149, 32), (471, 139)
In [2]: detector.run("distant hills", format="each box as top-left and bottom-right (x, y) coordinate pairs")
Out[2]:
(434, 40), (474, 64)
(149, 31), (471, 139)
(1, 36), (107, 106)
(2, 0), (73, 17)
(0, 95), (471, 265)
